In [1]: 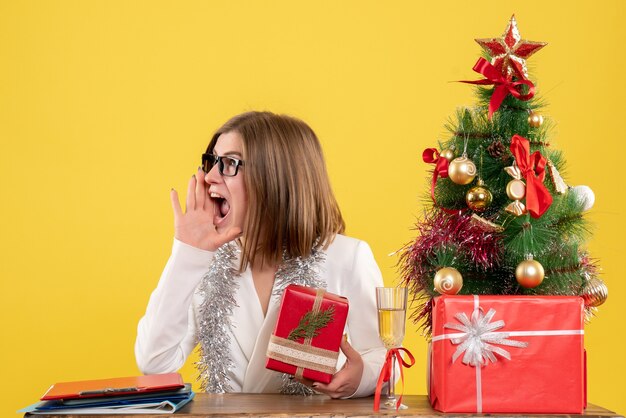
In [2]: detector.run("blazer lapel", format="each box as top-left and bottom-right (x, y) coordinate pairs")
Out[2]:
(230, 269), (264, 363)
(241, 294), (283, 392)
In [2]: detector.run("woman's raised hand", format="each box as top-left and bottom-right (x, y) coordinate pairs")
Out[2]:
(170, 168), (242, 252)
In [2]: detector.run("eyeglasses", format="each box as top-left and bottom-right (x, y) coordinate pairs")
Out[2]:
(202, 153), (245, 177)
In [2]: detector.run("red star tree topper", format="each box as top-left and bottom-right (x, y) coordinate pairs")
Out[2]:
(475, 15), (547, 79)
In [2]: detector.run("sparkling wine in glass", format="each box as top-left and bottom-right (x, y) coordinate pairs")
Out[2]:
(376, 287), (408, 410)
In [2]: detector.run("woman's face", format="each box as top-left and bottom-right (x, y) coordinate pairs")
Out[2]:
(205, 131), (248, 234)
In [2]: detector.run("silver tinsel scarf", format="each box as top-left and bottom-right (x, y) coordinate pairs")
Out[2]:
(196, 243), (326, 395)
(196, 242), (240, 393)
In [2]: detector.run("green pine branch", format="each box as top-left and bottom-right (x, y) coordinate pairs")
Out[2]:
(416, 74), (596, 298)
(287, 305), (335, 341)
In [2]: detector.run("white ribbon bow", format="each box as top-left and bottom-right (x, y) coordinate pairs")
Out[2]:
(444, 307), (529, 366)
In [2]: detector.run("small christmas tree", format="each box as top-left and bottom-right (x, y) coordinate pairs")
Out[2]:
(400, 15), (608, 336)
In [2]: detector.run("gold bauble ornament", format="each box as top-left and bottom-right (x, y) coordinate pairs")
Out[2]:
(434, 267), (463, 295)
(506, 179), (526, 200)
(448, 155), (477, 185)
(581, 276), (608, 307)
(466, 180), (493, 212)
(528, 112), (544, 128)
(515, 258), (545, 288)
(440, 148), (455, 161)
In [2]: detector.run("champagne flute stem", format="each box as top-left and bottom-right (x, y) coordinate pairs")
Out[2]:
(388, 351), (396, 403)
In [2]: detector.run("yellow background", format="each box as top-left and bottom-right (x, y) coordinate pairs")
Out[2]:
(1, 1), (624, 415)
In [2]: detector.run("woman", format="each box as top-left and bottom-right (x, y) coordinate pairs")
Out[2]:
(135, 111), (386, 398)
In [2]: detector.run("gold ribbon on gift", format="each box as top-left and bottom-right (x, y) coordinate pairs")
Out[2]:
(267, 288), (339, 379)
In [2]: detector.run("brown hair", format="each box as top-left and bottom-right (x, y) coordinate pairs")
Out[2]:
(207, 111), (345, 270)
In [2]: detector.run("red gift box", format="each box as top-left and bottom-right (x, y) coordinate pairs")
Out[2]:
(266, 284), (349, 383)
(429, 295), (586, 414)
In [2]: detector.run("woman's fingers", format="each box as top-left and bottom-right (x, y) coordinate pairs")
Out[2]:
(312, 338), (362, 399)
(172, 172), (240, 251)
(170, 189), (183, 221)
(338, 338), (360, 362)
(204, 185), (215, 213)
(194, 168), (206, 210)
(186, 174), (196, 213)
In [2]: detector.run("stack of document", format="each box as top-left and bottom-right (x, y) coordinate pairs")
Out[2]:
(19, 373), (194, 415)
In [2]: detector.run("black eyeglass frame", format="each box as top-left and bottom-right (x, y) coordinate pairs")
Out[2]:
(202, 153), (245, 177)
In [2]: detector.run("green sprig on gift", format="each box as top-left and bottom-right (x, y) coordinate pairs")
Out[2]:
(287, 305), (335, 341)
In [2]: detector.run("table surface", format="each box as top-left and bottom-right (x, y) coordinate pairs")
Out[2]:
(25, 393), (623, 418)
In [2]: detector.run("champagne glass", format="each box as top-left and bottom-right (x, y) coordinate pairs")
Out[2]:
(376, 287), (408, 410)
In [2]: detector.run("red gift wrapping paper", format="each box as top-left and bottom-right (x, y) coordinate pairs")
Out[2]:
(266, 284), (349, 383)
(429, 295), (586, 414)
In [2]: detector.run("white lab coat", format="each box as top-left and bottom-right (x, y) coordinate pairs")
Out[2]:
(135, 234), (387, 397)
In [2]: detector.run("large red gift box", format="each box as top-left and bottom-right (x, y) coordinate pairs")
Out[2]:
(266, 284), (349, 383)
(429, 295), (586, 414)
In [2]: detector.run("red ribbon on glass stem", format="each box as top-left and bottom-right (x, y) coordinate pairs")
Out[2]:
(510, 134), (553, 218)
(460, 58), (535, 119)
(374, 347), (415, 411)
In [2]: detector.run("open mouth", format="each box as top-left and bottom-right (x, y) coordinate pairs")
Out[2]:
(210, 192), (231, 225)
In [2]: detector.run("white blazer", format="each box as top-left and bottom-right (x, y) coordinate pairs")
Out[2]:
(135, 234), (387, 398)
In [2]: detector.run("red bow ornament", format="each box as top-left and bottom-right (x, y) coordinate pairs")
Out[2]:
(423, 148), (450, 206)
(460, 58), (535, 119)
(509, 134), (552, 218)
